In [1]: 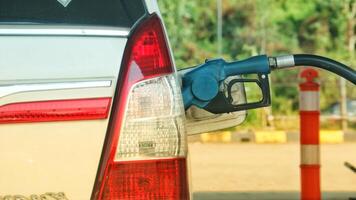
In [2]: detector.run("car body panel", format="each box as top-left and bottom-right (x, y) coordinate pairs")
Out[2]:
(0, 121), (109, 199)
(0, 36), (127, 81)
(0, 34), (127, 199)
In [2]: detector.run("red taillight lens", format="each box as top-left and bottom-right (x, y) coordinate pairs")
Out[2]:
(129, 16), (173, 78)
(124, 13), (173, 86)
(102, 158), (188, 200)
(92, 14), (189, 200)
(0, 98), (111, 123)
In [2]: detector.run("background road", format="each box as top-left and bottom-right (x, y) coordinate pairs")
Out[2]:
(188, 143), (356, 200)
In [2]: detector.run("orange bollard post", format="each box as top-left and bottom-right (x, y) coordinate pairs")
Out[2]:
(299, 68), (321, 200)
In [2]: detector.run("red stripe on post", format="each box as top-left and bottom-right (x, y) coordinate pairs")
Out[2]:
(300, 111), (320, 145)
(301, 165), (321, 200)
(0, 98), (112, 123)
(300, 82), (319, 91)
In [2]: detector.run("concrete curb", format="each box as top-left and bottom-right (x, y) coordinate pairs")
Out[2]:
(189, 130), (356, 143)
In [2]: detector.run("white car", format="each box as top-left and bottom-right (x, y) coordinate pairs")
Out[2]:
(0, 0), (245, 199)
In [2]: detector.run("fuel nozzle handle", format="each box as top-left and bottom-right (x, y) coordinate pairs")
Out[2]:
(182, 55), (272, 111)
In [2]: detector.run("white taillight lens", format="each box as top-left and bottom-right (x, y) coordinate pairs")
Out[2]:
(116, 75), (186, 160)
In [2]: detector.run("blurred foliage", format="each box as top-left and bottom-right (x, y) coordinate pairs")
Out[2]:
(158, 0), (356, 116)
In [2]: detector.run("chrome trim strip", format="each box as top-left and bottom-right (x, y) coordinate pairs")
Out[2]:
(0, 26), (129, 36)
(0, 80), (112, 98)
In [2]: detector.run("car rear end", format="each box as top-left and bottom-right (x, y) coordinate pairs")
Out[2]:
(0, 0), (190, 199)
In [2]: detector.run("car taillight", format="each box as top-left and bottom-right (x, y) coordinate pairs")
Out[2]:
(0, 98), (111, 123)
(92, 14), (189, 200)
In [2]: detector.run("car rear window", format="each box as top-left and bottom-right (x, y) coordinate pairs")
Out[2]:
(0, 0), (146, 27)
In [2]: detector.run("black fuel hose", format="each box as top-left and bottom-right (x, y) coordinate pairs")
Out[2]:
(271, 54), (356, 84)
(293, 54), (356, 84)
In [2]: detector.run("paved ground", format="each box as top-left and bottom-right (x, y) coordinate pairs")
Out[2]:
(188, 143), (356, 200)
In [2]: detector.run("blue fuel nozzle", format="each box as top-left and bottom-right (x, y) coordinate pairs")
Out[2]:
(182, 55), (271, 113)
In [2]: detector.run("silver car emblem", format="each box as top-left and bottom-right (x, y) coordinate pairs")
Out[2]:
(56, 0), (72, 7)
